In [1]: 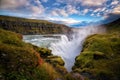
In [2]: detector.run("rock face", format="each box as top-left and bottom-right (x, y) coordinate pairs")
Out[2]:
(72, 18), (120, 80)
(0, 15), (72, 35)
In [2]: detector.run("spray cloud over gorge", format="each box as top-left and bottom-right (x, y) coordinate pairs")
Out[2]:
(23, 26), (106, 71)
(49, 26), (106, 71)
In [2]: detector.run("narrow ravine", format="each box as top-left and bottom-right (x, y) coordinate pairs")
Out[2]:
(49, 26), (106, 71)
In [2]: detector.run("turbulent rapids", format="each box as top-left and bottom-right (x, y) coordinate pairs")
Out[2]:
(23, 26), (105, 71)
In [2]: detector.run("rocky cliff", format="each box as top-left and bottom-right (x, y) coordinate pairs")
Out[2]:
(0, 15), (72, 35)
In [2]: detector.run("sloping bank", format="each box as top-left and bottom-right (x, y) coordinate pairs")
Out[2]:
(72, 18), (120, 80)
(0, 29), (82, 80)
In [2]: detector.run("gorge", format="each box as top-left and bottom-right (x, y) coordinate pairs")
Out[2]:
(23, 26), (106, 71)
(0, 15), (120, 80)
(0, 0), (120, 79)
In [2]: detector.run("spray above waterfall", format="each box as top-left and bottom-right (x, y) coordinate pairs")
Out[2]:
(49, 26), (106, 71)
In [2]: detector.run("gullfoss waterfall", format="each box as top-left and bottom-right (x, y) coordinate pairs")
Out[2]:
(23, 26), (105, 72)
(49, 26), (106, 71)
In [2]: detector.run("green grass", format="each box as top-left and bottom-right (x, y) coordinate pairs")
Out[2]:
(0, 29), (64, 80)
(73, 33), (120, 80)
(0, 28), (79, 80)
(72, 18), (120, 80)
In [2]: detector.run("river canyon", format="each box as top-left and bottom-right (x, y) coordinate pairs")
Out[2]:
(23, 26), (106, 71)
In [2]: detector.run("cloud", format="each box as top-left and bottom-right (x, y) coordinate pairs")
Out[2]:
(65, 5), (78, 15)
(82, 9), (89, 15)
(90, 4), (118, 17)
(90, 13), (94, 16)
(0, 0), (120, 26)
(90, 7), (106, 17)
(0, 0), (45, 15)
(112, 4), (120, 14)
(47, 17), (81, 25)
(102, 4), (120, 23)
(96, 12), (101, 17)
(31, 6), (44, 15)
(50, 5), (79, 17)
(54, 0), (108, 17)
(59, 9), (68, 17)
(50, 8), (68, 17)
(41, 0), (48, 3)
(51, 10), (59, 16)
(30, 0), (45, 15)
(93, 8), (102, 13)
(56, 0), (65, 3)
(111, 0), (119, 5)
(80, 0), (106, 7)
(53, 3), (61, 6)
(56, 0), (107, 7)
(0, 0), (29, 10)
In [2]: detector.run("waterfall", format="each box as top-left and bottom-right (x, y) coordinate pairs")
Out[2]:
(49, 26), (106, 71)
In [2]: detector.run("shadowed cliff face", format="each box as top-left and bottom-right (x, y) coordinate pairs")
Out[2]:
(0, 15), (72, 35)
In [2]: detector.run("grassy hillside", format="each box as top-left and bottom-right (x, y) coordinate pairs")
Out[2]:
(0, 28), (84, 80)
(0, 28), (63, 80)
(72, 18), (120, 80)
(0, 15), (71, 34)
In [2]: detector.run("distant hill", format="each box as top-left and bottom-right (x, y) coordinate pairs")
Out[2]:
(0, 15), (72, 35)
(105, 18), (120, 33)
(70, 21), (89, 27)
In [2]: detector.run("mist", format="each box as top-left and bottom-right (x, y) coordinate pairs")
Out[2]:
(49, 26), (106, 71)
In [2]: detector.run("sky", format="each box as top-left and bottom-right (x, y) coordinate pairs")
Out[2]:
(0, 0), (120, 27)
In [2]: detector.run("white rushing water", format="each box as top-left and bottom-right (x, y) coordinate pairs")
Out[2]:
(23, 26), (105, 72)
(49, 26), (106, 71)
(23, 34), (61, 48)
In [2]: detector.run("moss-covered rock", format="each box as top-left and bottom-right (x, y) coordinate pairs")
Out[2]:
(37, 47), (52, 58)
(46, 56), (65, 66)
(32, 45), (67, 75)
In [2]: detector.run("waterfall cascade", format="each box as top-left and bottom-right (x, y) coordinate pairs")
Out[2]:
(23, 26), (106, 72)
(49, 26), (106, 71)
